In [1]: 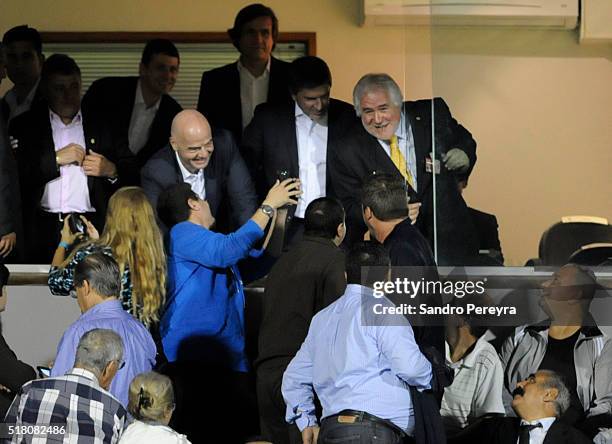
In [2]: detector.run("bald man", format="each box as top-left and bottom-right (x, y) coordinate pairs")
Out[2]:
(141, 109), (257, 232)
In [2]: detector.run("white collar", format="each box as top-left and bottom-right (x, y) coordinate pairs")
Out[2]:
(135, 79), (162, 110)
(237, 57), (271, 79)
(175, 150), (203, 179)
(49, 108), (83, 126)
(520, 417), (556, 433)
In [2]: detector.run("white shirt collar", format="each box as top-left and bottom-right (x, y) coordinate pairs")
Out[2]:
(135, 79), (162, 111)
(237, 57), (271, 79)
(520, 417), (556, 432)
(175, 150), (203, 179)
(49, 108), (83, 126)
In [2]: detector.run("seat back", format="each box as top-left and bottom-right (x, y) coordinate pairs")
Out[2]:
(568, 242), (612, 266)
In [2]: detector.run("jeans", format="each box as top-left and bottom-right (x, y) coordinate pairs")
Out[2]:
(319, 415), (413, 444)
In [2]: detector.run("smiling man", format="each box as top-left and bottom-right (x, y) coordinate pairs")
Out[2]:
(141, 109), (257, 233)
(197, 3), (292, 143)
(82, 39), (183, 183)
(329, 74), (479, 261)
(242, 56), (357, 247)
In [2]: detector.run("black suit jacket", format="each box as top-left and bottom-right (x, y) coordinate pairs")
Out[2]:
(256, 236), (346, 369)
(469, 207), (504, 264)
(82, 76), (183, 183)
(196, 57), (292, 143)
(241, 98), (358, 202)
(141, 128), (258, 232)
(0, 331), (37, 418)
(9, 103), (131, 238)
(330, 98), (480, 263)
(452, 417), (592, 444)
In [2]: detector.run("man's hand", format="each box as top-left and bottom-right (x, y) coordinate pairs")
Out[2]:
(0, 232), (16, 257)
(83, 150), (117, 178)
(408, 202), (421, 225)
(442, 148), (469, 172)
(56, 143), (86, 166)
(301, 426), (319, 444)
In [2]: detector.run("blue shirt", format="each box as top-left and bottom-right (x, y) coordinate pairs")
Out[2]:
(51, 299), (156, 407)
(160, 220), (264, 371)
(282, 284), (432, 434)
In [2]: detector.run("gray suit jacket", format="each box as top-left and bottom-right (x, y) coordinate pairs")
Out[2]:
(141, 127), (258, 233)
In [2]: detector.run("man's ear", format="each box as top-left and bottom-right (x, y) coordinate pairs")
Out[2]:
(543, 387), (559, 403)
(80, 279), (91, 296)
(187, 198), (200, 211)
(138, 62), (146, 78)
(169, 137), (179, 151)
(363, 206), (373, 221)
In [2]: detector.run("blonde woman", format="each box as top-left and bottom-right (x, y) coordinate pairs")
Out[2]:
(120, 372), (190, 444)
(48, 187), (166, 327)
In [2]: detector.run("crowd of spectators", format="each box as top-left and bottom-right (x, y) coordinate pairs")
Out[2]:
(0, 3), (609, 444)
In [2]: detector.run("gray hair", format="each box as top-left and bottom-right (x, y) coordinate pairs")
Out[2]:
(74, 329), (124, 377)
(538, 370), (571, 417)
(74, 252), (121, 298)
(353, 73), (403, 116)
(128, 371), (175, 422)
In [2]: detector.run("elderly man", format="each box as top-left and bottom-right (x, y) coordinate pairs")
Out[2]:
(9, 54), (131, 263)
(1, 25), (44, 122)
(500, 264), (612, 439)
(197, 3), (291, 142)
(330, 73), (479, 263)
(83, 39), (182, 182)
(4, 329), (127, 444)
(141, 109), (257, 233)
(282, 242), (432, 444)
(51, 253), (156, 407)
(242, 56), (357, 246)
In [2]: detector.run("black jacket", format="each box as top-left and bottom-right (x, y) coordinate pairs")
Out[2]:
(197, 57), (292, 143)
(0, 331), (36, 418)
(82, 76), (183, 183)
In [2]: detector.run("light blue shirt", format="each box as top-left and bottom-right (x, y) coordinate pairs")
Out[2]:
(377, 113), (418, 191)
(518, 417), (556, 444)
(282, 284), (432, 434)
(51, 299), (157, 407)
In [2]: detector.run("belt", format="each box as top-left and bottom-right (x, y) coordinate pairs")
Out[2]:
(325, 409), (408, 439)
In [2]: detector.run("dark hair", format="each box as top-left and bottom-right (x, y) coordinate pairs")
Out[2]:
(140, 39), (180, 66)
(74, 252), (121, 298)
(451, 292), (493, 338)
(304, 197), (345, 240)
(346, 241), (390, 286)
(157, 183), (198, 228)
(0, 264), (9, 289)
(40, 53), (80, 86)
(288, 56), (332, 95)
(361, 174), (409, 221)
(2, 25), (42, 54)
(228, 3), (279, 50)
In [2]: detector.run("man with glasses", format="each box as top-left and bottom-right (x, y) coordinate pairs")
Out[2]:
(50, 252), (156, 407)
(142, 109), (257, 233)
(4, 328), (128, 443)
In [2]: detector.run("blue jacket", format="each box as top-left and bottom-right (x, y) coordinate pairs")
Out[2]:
(161, 220), (264, 371)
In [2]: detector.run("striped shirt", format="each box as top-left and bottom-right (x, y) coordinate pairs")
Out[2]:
(4, 368), (127, 443)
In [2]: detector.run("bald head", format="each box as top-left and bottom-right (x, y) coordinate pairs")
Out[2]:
(170, 110), (214, 173)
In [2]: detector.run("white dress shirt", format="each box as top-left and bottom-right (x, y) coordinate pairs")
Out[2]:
(516, 417), (556, 444)
(3, 80), (40, 122)
(294, 103), (328, 218)
(175, 151), (205, 200)
(128, 79), (161, 154)
(237, 58), (270, 130)
(41, 110), (94, 213)
(377, 113), (418, 191)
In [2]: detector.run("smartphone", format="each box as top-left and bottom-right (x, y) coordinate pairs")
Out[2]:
(68, 214), (86, 235)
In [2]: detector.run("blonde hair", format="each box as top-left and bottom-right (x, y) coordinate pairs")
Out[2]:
(63, 187), (166, 326)
(128, 371), (174, 422)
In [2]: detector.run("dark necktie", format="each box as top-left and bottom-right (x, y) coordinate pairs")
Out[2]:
(518, 422), (542, 444)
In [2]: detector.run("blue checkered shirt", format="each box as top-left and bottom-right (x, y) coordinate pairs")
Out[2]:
(3, 368), (126, 443)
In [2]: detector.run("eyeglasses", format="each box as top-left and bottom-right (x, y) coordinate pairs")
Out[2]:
(115, 360), (126, 370)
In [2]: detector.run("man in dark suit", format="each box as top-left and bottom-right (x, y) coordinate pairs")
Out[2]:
(197, 3), (291, 143)
(330, 73), (479, 264)
(256, 197), (346, 444)
(9, 54), (131, 263)
(0, 46), (20, 262)
(141, 109), (257, 233)
(82, 39), (182, 184)
(242, 56), (357, 246)
(453, 370), (590, 444)
(1, 25), (45, 123)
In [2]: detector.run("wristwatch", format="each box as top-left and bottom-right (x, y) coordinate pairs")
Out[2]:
(259, 204), (275, 218)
